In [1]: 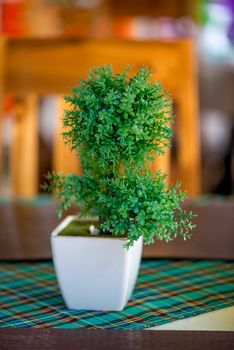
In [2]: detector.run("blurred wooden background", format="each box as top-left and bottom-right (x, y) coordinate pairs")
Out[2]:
(0, 37), (200, 198)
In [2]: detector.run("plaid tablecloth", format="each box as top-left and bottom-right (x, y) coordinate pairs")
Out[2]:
(0, 260), (234, 329)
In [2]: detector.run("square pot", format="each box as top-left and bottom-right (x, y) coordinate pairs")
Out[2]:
(51, 216), (143, 311)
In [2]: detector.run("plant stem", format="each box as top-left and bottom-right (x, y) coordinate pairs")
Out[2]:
(99, 216), (112, 235)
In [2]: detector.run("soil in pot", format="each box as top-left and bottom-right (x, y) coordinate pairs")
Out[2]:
(58, 218), (127, 239)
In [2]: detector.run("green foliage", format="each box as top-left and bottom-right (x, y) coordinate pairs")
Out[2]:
(43, 65), (195, 247)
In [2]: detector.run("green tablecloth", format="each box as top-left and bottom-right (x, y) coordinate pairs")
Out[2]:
(0, 260), (234, 329)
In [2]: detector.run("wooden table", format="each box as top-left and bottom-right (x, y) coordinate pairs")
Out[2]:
(0, 200), (234, 349)
(0, 329), (234, 350)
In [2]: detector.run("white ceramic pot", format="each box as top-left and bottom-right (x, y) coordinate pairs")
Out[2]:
(51, 216), (143, 311)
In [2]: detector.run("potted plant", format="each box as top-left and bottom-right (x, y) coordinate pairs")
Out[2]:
(44, 65), (194, 311)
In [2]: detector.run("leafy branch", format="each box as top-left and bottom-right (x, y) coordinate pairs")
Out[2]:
(44, 65), (195, 247)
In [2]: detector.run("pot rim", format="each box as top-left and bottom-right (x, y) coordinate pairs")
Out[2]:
(51, 215), (129, 242)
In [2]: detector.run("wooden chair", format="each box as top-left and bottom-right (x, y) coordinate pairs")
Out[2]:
(0, 37), (201, 197)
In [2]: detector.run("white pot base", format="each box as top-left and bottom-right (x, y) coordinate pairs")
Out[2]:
(51, 216), (143, 311)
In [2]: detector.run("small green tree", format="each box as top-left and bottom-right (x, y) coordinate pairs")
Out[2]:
(44, 65), (194, 247)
